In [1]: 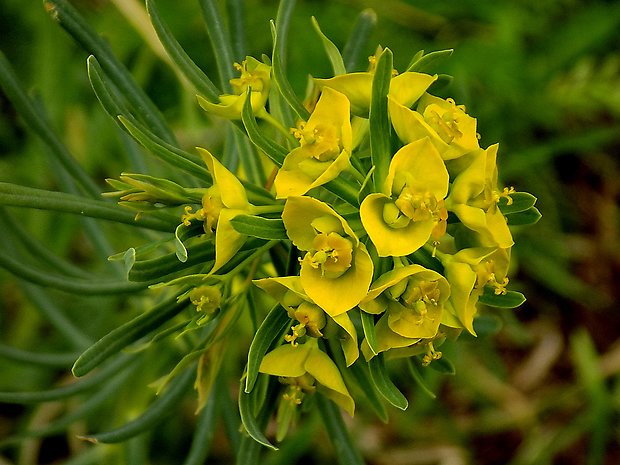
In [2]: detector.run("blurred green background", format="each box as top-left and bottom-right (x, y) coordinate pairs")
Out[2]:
(1, 0), (618, 464)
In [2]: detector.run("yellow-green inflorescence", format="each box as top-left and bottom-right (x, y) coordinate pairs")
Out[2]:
(114, 43), (537, 432)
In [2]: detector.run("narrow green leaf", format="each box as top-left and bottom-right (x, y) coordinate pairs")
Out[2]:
(0, 208), (87, 278)
(311, 17), (346, 76)
(241, 93), (288, 166)
(230, 215), (288, 241)
(128, 241), (216, 282)
(0, 364), (133, 445)
(22, 283), (94, 349)
(239, 378), (278, 450)
(0, 51), (101, 198)
(0, 250), (148, 295)
(89, 55), (201, 189)
(72, 295), (189, 377)
(0, 344), (78, 368)
(369, 48), (393, 192)
(479, 288), (526, 308)
(316, 395), (366, 465)
(81, 367), (194, 444)
(406, 358), (436, 399)
(146, 0), (220, 101)
(245, 305), (291, 393)
(226, 0), (246, 61)
(271, 0), (310, 121)
(407, 49), (453, 72)
(0, 355), (133, 404)
(505, 206), (542, 225)
(182, 380), (219, 465)
(359, 311), (378, 356)
(87, 55), (133, 125)
(0, 182), (177, 232)
(498, 192), (537, 214)
(368, 354), (408, 410)
(346, 360), (388, 423)
(199, 0), (235, 92)
(119, 116), (211, 182)
(342, 9), (377, 72)
(45, 0), (176, 144)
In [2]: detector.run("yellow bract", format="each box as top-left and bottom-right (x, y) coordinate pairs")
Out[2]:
(197, 148), (250, 274)
(253, 276), (359, 365)
(360, 264), (450, 357)
(314, 71), (437, 117)
(446, 145), (514, 248)
(259, 338), (355, 415)
(275, 88), (353, 198)
(282, 196), (373, 316)
(197, 57), (271, 119)
(360, 138), (449, 257)
(441, 247), (510, 334)
(389, 94), (479, 160)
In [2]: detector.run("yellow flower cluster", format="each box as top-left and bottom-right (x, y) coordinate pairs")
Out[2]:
(175, 47), (537, 420)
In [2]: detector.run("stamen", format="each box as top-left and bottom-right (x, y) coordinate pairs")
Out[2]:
(181, 205), (205, 226)
(284, 323), (307, 347)
(422, 342), (442, 367)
